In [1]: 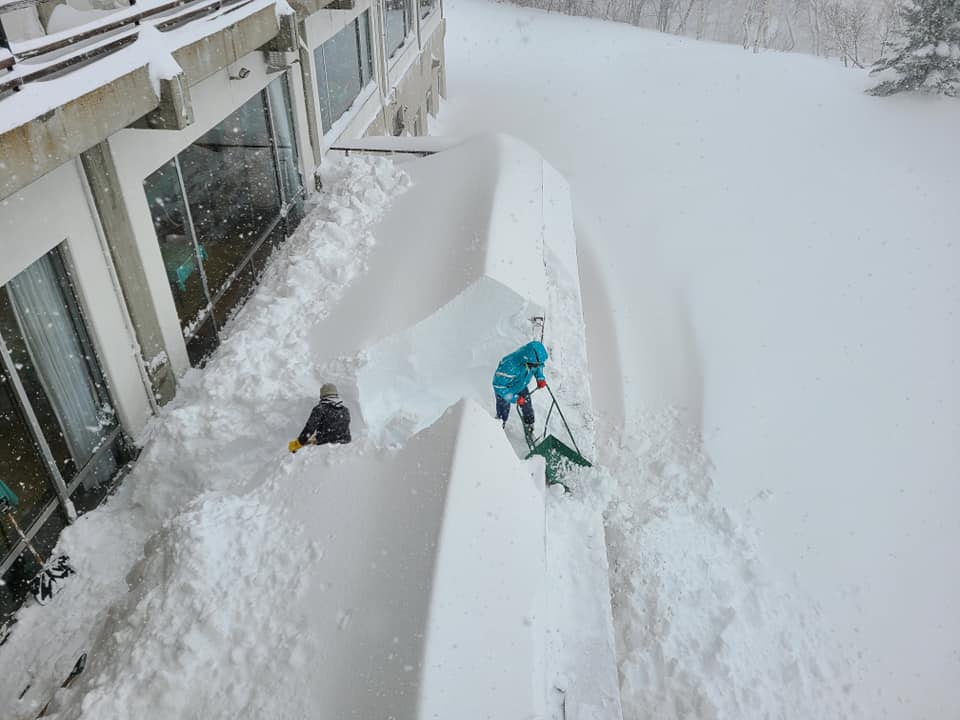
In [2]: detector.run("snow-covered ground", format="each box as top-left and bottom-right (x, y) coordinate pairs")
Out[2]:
(436, 1), (960, 717)
(2, 138), (625, 720)
(3, 2), (958, 717)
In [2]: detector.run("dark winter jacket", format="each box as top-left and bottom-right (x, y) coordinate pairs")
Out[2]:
(298, 396), (351, 446)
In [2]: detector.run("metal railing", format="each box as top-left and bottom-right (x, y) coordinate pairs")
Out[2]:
(0, 0), (254, 95)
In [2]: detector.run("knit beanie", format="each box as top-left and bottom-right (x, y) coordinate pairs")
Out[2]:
(320, 383), (338, 399)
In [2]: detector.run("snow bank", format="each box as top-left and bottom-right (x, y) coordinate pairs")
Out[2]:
(48, 400), (547, 719)
(47, 494), (310, 718)
(0, 155), (406, 718)
(601, 412), (859, 719)
(439, 0), (960, 715)
(2, 133), (624, 720)
(324, 135), (562, 444)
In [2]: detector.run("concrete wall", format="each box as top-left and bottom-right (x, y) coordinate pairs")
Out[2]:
(0, 160), (155, 436)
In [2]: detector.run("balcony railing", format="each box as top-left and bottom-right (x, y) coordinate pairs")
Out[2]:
(0, 0), (256, 95)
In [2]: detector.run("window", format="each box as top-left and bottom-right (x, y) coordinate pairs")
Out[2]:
(385, 0), (413, 59)
(0, 246), (122, 564)
(179, 95), (281, 299)
(420, 0), (436, 20)
(267, 77), (306, 226)
(143, 74), (305, 367)
(315, 12), (374, 135)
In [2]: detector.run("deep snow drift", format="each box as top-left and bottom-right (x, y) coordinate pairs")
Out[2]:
(1, 139), (623, 720)
(437, 0), (960, 717)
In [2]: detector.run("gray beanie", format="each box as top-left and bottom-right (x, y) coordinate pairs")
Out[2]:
(320, 383), (339, 399)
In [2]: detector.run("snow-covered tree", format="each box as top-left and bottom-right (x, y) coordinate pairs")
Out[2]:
(870, 0), (960, 96)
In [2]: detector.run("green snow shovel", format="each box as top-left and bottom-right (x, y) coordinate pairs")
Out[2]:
(524, 384), (591, 489)
(0, 479), (75, 605)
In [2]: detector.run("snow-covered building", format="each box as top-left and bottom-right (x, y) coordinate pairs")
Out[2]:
(0, 0), (445, 617)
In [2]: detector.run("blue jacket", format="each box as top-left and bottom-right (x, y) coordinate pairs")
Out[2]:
(492, 341), (548, 401)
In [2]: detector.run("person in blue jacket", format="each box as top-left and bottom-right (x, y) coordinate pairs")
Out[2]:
(492, 341), (549, 442)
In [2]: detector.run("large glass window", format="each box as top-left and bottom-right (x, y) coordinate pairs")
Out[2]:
(179, 95), (281, 298)
(143, 73), (304, 367)
(146, 158), (210, 332)
(315, 12), (374, 135)
(267, 77), (305, 226)
(0, 246), (121, 561)
(385, 0), (413, 59)
(0, 375), (57, 557)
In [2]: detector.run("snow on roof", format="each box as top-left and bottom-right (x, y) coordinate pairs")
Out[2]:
(0, 0), (274, 135)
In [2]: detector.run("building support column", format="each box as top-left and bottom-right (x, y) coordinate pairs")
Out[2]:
(79, 142), (177, 405)
(296, 19), (325, 190)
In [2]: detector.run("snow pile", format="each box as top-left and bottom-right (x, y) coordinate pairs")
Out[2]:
(52, 494), (309, 718)
(600, 413), (858, 719)
(272, 400), (547, 720)
(0, 154), (408, 718)
(3, 140), (608, 720)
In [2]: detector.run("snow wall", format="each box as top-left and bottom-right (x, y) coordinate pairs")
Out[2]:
(274, 400), (548, 720)
(4, 138), (615, 719)
(309, 134), (581, 445)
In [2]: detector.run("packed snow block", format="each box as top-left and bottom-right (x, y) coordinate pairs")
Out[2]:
(276, 399), (546, 719)
(417, 400), (547, 720)
(317, 134), (579, 444)
(540, 160), (581, 284)
(311, 133), (556, 359)
(358, 275), (536, 445)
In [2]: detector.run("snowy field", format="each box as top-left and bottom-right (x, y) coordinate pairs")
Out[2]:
(1, 2), (957, 717)
(436, 1), (960, 717)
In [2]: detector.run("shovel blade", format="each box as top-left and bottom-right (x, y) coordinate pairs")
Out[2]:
(526, 434), (592, 486)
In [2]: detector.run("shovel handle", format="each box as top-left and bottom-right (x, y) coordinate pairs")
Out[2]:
(4, 512), (45, 566)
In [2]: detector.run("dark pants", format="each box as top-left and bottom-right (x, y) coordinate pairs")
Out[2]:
(495, 390), (534, 425)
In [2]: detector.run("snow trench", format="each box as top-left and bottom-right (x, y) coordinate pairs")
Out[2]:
(3, 136), (621, 720)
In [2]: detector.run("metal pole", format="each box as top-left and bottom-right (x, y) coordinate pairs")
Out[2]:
(545, 384), (584, 458)
(173, 154), (217, 333)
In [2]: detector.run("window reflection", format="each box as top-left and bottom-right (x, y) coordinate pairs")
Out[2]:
(316, 12), (374, 134)
(142, 73), (303, 367)
(0, 245), (120, 561)
(179, 96), (282, 298)
(267, 76), (305, 222)
(0, 371), (57, 556)
(144, 159), (210, 330)
(385, 0), (412, 59)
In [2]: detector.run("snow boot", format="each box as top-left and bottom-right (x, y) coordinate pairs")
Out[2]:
(523, 421), (536, 449)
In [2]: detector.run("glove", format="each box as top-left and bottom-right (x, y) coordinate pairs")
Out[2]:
(517, 395), (527, 406)
(537, 379), (547, 389)
(288, 439), (302, 453)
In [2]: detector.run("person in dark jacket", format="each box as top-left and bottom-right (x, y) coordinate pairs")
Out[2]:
(492, 341), (549, 445)
(288, 383), (351, 453)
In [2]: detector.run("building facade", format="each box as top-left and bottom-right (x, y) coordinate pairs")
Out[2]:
(0, 0), (445, 617)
